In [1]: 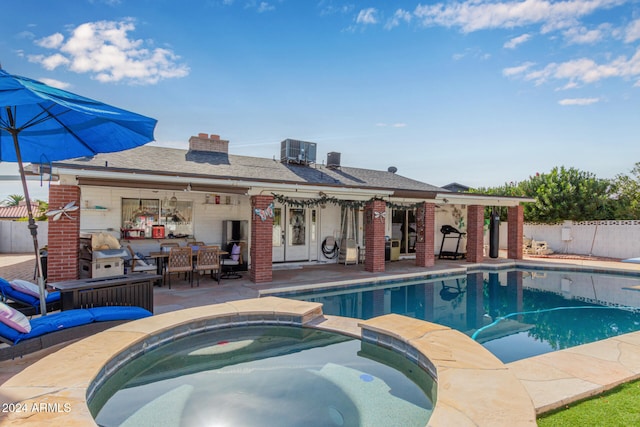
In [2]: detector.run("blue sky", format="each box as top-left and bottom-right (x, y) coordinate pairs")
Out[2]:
(1, 0), (639, 202)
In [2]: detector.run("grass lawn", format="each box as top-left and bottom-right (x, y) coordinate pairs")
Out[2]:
(537, 379), (640, 426)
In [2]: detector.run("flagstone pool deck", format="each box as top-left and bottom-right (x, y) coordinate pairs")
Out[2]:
(2, 253), (640, 425)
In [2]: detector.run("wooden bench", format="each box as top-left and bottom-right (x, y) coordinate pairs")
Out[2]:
(49, 273), (160, 313)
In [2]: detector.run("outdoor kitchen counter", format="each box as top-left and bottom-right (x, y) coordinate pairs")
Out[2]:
(49, 273), (160, 313)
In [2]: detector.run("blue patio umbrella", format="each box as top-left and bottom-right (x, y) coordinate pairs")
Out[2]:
(0, 68), (157, 314)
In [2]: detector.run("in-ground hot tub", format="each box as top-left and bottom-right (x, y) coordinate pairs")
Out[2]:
(90, 326), (435, 427)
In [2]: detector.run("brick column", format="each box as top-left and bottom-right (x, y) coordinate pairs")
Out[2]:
(250, 195), (274, 283)
(364, 199), (386, 273)
(415, 202), (435, 267)
(466, 205), (485, 263)
(508, 205), (524, 259)
(47, 185), (81, 282)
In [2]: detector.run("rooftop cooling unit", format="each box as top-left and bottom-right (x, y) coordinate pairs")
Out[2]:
(327, 152), (341, 169)
(280, 139), (317, 165)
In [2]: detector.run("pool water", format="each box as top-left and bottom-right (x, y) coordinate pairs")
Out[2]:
(91, 326), (434, 427)
(288, 269), (640, 363)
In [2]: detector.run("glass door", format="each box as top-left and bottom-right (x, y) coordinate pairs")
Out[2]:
(392, 208), (417, 254)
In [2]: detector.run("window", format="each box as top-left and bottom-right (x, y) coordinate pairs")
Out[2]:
(122, 198), (193, 238)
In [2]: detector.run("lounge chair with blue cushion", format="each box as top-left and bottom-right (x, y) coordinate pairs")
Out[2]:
(0, 277), (61, 315)
(0, 304), (152, 361)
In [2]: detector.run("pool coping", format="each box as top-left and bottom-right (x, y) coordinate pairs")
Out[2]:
(0, 296), (536, 426)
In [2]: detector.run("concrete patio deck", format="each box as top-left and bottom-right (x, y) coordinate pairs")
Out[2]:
(2, 253), (640, 423)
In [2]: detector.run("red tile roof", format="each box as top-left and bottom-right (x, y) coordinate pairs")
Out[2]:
(0, 203), (42, 219)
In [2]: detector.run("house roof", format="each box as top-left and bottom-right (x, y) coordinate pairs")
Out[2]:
(0, 203), (41, 219)
(50, 145), (448, 195)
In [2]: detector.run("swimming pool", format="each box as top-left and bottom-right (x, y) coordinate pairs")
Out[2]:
(91, 326), (435, 427)
(282, 269), (640, 363)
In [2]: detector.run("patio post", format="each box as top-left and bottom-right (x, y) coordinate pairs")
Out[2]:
(364, 199), (386, 273)
(47, 185), (81, 282)
(508, 205), (524, 259)
(415, 202), (435, 267)
(466, 205), (485, 263)
(249, 195), (274, 283)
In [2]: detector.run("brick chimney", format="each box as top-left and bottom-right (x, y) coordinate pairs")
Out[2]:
(188, 133), (229, 154)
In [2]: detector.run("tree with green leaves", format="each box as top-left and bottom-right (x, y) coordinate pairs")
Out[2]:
(1, 194), (25, 207)
(471, 166), (613, 223)
(610, 162), (640, 219)
(519, 167), (612, 222)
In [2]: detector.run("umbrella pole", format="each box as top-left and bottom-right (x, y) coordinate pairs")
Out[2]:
(7, 113), (47, 315)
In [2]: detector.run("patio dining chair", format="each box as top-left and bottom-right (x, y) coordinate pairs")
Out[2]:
(193, 246), (221, 286)
(160, 242), (180, 251)
(126, 245), (157, 274)
(166, 247), (193, 289)
(221, 242), (245, 279)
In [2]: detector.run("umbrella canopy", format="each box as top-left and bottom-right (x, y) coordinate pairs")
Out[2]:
(0, 69), (156, 162)
(0, 68), (157, 314)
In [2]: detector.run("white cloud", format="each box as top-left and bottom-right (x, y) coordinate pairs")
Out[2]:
(29, 53), (70, 70)
(625, 18), (640, 43)
(413, 0), (623, 33)
(385, 9), (412, 30)
(514, 47), (640, 85)
(558, 97), (600, 105)
(36, 33), (64, 49)
(257, 2), (274, 13)
(356, 8), (378, 25)
(563, 24), (609, 44)
(504, 33), (532, 49)
(27, 19), (189, 85)
(375, 122), (407, 128)
(502, 62), (536, 77)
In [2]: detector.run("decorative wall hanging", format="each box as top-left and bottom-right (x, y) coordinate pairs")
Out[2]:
(45, 201), (79, 221)
(374, 211), (386, 222)
(254, 202), (275, 221)
(272, 193), (425, 210)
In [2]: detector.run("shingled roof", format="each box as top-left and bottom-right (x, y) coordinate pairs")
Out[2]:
(53, 145), (446, 193)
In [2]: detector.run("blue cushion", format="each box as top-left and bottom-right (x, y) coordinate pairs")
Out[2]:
(2, 309), (94, 344)
(0, 306), (152, 345)
(0, 321), (21, 342)
(87, 306), (152, 322)
(0, 278), (60, 307)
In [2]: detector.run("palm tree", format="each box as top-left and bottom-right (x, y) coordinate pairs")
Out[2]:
(2, 194), (25, 207)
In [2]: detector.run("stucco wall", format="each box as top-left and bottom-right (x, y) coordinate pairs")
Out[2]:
(486, 220), (640, 260)
(0, 220), (48, 253)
